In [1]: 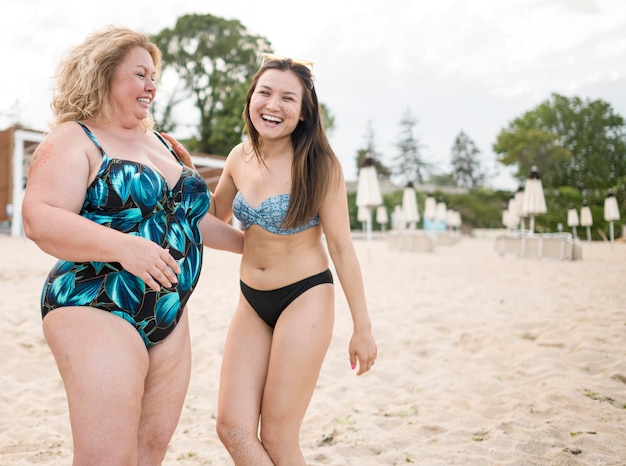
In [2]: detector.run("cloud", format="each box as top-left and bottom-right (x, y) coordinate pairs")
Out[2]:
(2, 0), (625, 190)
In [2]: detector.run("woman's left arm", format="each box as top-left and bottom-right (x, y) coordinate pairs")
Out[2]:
(320, 168), (377, 375)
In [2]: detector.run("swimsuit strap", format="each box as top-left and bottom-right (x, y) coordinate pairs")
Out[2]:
(75, 121), (104, 152)
(153, 131), (183, 166)
(74, 121), (182, 167)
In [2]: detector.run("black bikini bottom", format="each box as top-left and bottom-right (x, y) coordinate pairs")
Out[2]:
(240, 269), (333, 328)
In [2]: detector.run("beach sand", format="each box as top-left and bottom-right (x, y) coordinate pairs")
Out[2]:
(1, 233), (625, 465)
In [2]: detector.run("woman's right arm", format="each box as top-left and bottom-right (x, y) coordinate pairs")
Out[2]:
(22, 123), (180, 291)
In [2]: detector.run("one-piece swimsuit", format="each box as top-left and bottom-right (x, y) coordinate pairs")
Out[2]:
(40, 122), (210, 347)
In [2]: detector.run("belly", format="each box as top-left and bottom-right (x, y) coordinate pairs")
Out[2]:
(240, 226), (328, 289)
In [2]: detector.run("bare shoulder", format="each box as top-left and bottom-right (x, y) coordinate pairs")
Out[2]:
(29, 122), (94, 178)
(40, 121), (92, 151)
(227, 142), (249, 160)
(224, 142), (253, 171)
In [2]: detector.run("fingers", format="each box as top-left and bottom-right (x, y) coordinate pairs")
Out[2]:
(151, 264), (178, 288)
(162, 249), (181, 275)
(352, 350), (377, 375)
(144, 249), (180, 291)
(159, 132), (179, 147)
(160, 132), (191, 163)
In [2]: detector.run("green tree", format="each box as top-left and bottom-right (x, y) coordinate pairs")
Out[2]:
(493, 93), (626, 189)
(450, 130), (485, 189)
(355, 121), (391, 179)
(393, 107), (430, 184)
(151, 14), (272, 155)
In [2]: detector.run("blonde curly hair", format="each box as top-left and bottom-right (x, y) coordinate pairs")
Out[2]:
(51, 25), (162, 131)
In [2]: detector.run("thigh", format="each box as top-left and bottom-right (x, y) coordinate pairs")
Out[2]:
(138, 308), (192, 461)
(262, 283), (335, 427)
(43, 306), (149, 463)
(217, 296), (273, 429)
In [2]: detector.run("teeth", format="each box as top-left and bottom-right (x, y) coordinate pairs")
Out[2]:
(262, 114), (282, 123)
(138, 98), (150, 104)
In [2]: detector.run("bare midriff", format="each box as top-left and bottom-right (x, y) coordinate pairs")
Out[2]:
(240, 224), (329, 289)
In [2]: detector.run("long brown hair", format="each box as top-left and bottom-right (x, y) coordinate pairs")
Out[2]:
(242, 58), (341, 229)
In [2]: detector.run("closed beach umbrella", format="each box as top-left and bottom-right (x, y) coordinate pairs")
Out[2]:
(357, 205), (370, 224)
(580, 199), (593, 242)
(522, 166), (547, 233)
(356, 158), (382, 208)
(402, 182), (419, 229)
(448, 210), (462, 231)
(392, 204), (404, 230)
(446, 209), (456, 229)
(514, 186), (526, 230)
(503, 209), (518, 231)
(567, 203), (579, 238)
(356, 157), (382, 260)
(423, 193), (436, 230)
(507, 195), (520, 230)
(435, 197), (447, 231)
(604, 189), (620, 248)
(376, 205), (389, 232)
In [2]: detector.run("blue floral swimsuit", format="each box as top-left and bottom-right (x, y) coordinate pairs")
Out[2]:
(40, 122), (210, 347)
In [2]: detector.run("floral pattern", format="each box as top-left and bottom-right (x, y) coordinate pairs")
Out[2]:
(41, 123), (210, 347)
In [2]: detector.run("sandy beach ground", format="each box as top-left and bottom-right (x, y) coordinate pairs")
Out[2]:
(1, 232), (625, 465)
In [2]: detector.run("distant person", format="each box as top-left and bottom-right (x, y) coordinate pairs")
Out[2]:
(170, 53), (377, 465)
(21, 26), (243, 464)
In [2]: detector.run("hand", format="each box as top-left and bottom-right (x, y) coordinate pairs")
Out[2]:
(160, 132), (196, 169)
(349, 329), (377, 375)
(119, 236), (181, 292)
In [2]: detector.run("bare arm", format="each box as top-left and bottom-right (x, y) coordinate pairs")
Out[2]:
(212, 144), (242, 222)
(319, 167), (378, 375)
(199, 213), (243, 254)
(22, 123), (181, 292)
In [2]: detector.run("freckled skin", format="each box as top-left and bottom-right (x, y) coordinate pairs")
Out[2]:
(29, 141), (54, 177)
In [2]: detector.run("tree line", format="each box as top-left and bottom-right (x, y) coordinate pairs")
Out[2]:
(149, 14), (625, 233)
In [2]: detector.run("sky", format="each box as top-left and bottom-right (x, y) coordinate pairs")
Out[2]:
(2, 0), (626, 190)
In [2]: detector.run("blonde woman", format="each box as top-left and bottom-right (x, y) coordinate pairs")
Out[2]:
(22, 26), (242, 464)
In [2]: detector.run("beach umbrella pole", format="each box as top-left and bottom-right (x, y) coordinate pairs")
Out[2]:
(610, 221), (614, 249)
(586, 226), (591, 242)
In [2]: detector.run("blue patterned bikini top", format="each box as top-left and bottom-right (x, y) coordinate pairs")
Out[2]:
(232, 191), (320, 235)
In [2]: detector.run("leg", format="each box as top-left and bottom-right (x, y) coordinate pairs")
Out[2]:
(216, 296), (274, 466)
(43, 307), (149, 466)
(261, 283), (334, 465)
(137, 309), (192, 465)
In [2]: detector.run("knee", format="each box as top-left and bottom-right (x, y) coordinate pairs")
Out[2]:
(137, 430), (171, 463)
(259, 422), (282, 453)
(216, 418), (249, 450)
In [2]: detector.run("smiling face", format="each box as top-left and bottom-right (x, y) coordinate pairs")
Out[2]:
(107, 46), (156, 127)
(249, 69), (304, 142)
